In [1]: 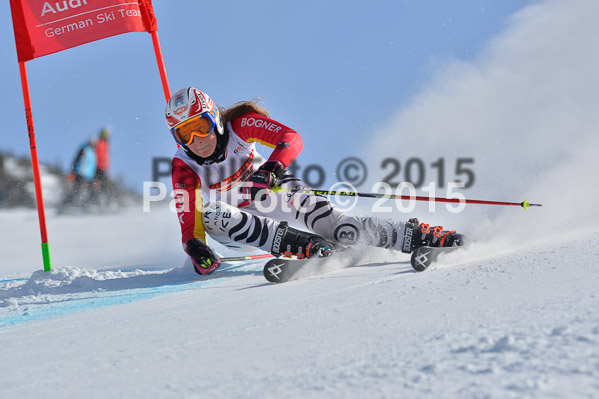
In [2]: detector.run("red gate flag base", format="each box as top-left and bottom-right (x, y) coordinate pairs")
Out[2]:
(10, 0), (171, 271)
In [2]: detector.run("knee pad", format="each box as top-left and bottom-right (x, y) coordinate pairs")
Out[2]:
(331, 217), (406, 250)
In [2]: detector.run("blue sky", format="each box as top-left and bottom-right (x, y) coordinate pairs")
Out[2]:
(1, 0), (530, 192)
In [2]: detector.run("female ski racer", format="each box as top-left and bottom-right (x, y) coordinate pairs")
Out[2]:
(167, 87), (463, 275)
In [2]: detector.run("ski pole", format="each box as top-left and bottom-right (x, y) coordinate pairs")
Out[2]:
(220, 253), (274, 262)
(271, 187), (542, 210)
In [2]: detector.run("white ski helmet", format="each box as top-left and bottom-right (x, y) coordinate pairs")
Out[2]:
(165, 87), (224, 142)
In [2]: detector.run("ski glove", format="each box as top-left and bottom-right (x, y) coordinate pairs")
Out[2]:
(241, 160), (285, 202)
(185, 238), (221, 275)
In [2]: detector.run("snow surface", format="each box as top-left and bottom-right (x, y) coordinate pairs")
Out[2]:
(1, 207), (599, 398)
(3, 0), (599, 397)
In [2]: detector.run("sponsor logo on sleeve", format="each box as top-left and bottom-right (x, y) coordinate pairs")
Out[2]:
(241, 117), (282, 133)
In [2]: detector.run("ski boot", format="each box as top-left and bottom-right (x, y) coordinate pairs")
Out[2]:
(271, 221), (334, 259)
(401, 218), (465, 254)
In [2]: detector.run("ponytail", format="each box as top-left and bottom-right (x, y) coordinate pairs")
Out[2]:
(220, 100), (270, 125)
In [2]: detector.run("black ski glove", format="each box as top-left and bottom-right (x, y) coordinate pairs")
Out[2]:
(241, 160), (285, 202)
(185, 238), (221, 275)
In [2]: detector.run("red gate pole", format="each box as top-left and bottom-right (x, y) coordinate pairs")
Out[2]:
(150, 30), (171, 102)
(18, 61), (52, 272)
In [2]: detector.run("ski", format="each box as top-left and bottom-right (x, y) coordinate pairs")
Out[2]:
(263, 250), (357, 283)
(410, 246), (460, 271)
(263, 244), (464, 282)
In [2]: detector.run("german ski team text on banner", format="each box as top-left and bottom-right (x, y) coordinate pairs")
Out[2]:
(10, 0), (157, 62)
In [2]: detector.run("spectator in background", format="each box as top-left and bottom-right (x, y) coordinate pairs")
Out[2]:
(93, 126), (112, 205)
(60, 137), (97, 209)
(95, 126), (111, 185)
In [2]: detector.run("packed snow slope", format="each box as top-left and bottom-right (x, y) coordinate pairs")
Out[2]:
(1, 207), (598, 398)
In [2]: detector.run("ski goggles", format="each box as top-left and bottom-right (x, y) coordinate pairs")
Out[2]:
(171, 113), (216, 146)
